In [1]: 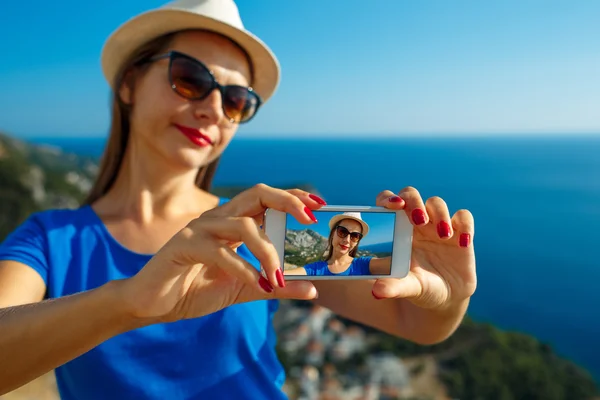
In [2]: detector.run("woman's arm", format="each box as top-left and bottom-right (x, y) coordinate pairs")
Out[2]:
(0, 184), (325, 395)
(285, 259), (322, 276)
(312, 279), (467, 344)
(0, 261), (147, 396)
(283, 267), (307, 275)
(368, 256), (391, 275)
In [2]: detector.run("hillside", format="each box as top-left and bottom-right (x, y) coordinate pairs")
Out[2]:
(284, 228), (329, 268)
(0, 131), (599, 399)
(0, 132), (97, 241)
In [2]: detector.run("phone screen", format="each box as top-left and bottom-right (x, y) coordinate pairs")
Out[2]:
(282, 210), (396, 277)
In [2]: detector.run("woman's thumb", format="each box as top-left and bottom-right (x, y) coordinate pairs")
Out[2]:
(372, 273), (423, 300)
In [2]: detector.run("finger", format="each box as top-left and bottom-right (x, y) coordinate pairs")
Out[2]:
(198, 216), (284, 288)
(209, 183), (318, 225)
(287, 188), (328, 207)
(398, 186), (429, 226)
(425, 196), (453, 240)
(375, 190), (405, 209)
(176, 228), (267, 292)
(451, 209), (475, 248)
(236, 280), (318, 304)
(371, 273), (422, 300)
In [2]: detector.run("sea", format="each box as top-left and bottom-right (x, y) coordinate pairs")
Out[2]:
(27, 134), (600, 381)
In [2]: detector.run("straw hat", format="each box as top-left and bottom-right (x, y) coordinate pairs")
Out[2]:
(100, 0), (280, 103)
(328, 212), (370, 237)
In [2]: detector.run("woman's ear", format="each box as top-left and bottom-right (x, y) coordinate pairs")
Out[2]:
(118, 70), (135, 105)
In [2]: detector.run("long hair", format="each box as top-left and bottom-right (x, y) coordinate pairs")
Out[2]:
(322, 222), (361, 261)
(83, 32), (221, 205)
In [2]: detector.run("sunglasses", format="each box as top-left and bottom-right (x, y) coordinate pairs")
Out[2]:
(138, 51), (262, 124)
(335, 225), (363, 242)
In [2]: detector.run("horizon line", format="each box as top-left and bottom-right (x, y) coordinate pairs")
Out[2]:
(8, 130), (600, 140)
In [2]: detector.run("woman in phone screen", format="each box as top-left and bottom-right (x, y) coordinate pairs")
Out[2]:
(286, 212), (392, 276)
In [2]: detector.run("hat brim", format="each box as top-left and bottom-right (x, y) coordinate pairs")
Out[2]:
(329, 215), (370, 237)
(100, 9), (280, 103)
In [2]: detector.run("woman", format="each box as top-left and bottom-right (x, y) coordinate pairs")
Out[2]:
(0, 0), (477, 399)
(286, 212), (392, 276)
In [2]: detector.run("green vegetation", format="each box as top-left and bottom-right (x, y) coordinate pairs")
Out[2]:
(282, 247), (317, 267)
(344, 314), (599, 400)
(283, 246), (324, 267)
(0, 132), (95, 242)
(0, 156), (38, 240)
(277, 308), (599, 399)
(211, 183), (320, 199)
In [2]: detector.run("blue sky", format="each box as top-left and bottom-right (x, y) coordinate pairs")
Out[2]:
(286, 211), (395, 246)
(1, 0), (599, 138)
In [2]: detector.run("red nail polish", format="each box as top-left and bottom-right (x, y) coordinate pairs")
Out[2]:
(388, 196), (403, 203)
(258, 276), (274, 293)
(437, 221), (452, 238)
(276, 269), (286, 288)
(304, 206), (317, 223)
(309, 194), (327, 205)
(459, 233), (471, 247)
(411, 209), (426, 225)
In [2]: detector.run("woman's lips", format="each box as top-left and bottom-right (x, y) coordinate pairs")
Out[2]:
(339, 244), (349, 250)
(174, 123), (213, 147)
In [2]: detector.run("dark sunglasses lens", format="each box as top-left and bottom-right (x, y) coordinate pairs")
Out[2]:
(170, 56), (213, 99)
(223, 86), (259, 123)
(336, 226), (348, 238)
(337, 226), (361, 241)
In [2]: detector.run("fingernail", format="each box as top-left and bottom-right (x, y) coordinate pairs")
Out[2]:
(388, 196), (403, 203)
(258, 276), (274, 293)
(459, 233), (471, 247)
(411, 209), (426, 225)
(304, 206), (317, 223)
(372, 290), (384, 300)
(309, 193), (327, 205)
(276, 268), (286, 288)
(437, 221), (452, 238)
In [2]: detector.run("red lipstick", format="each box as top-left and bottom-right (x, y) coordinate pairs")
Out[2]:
(174, 123), (213, 147)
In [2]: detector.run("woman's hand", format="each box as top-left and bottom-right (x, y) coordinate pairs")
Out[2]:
(372, 188), (477, 311)
(117, 184), (325, 323)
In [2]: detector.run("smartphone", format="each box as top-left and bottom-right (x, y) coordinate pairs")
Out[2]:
(263, 205), (413, 280)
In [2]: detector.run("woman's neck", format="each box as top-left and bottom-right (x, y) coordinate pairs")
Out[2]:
(92, 139), (219, 223)
(329, 252), (354, 265)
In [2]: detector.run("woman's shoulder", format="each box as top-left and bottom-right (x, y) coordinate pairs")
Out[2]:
(0, 206), (100, 255)
(301, 260), (326, 275)
(22, 205), (96, 233)
(304, 260), (326, 268)
(0, 206), (99, 283)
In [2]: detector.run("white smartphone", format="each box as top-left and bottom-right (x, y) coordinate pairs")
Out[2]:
(263, 205), (413, 280)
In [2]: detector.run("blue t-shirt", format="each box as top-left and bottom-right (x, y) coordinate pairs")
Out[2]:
(303, 256), (372, 276)
(0, 201), (287, 400)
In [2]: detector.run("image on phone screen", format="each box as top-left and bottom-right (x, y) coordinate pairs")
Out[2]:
(282, 210), (397, 277)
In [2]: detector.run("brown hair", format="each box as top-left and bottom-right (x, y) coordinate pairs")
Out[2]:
(83, 31), (224, 205)
(322, 220), (362, 261)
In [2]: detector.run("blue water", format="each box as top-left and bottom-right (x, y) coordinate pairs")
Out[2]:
(361, 241), (393, 254)
(27, 134), (600, 381)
